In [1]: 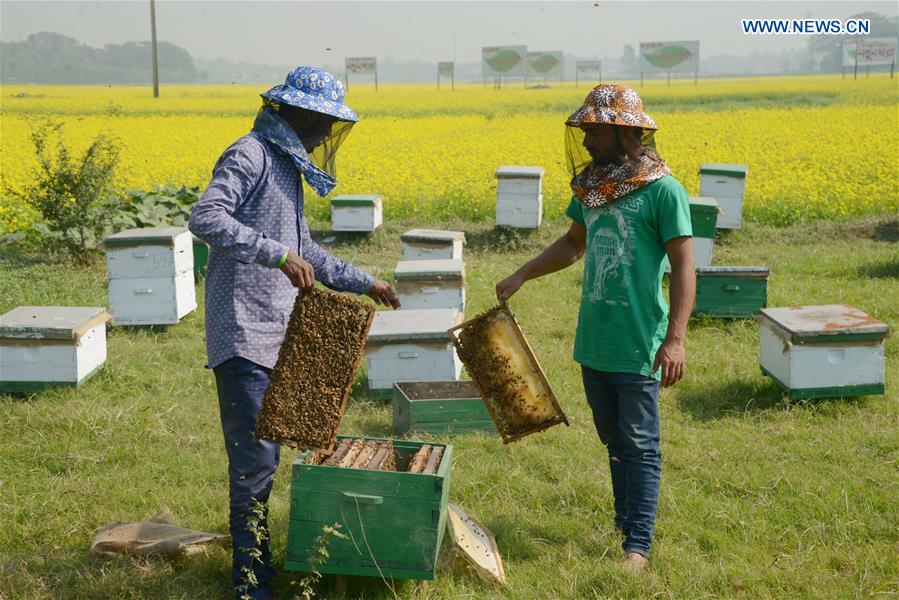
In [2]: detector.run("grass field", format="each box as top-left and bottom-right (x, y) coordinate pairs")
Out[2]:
(2, 74), (898, 233)
(1, 214), (896, 599)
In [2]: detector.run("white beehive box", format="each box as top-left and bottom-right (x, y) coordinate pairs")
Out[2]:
(331, 194), (383, 232)
(104, 227), (197, 326)
(394, 259), (465, 312)
(496, 166), (544, 229)
(0, 306), (112, 393)
(365, 308), (464, 393)
(664, 196), (718, 273)
(401, 229), (466, 261)
(758, 304), (888, 400)
(699, 163), (748, 229)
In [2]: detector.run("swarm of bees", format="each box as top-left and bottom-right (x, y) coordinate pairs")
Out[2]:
(453, 305), (565, 439)
(255, 288), (374, 450)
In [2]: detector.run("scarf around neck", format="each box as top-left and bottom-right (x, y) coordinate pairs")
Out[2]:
(252, 106), (338, 197)
(571, 153), (672, 209)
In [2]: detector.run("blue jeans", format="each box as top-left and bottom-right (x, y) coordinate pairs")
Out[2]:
(214, 357), (280, 600)
(581, 366), (661, 557)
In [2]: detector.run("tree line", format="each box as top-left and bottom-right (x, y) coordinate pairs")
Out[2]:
(1, 32), (196, 84)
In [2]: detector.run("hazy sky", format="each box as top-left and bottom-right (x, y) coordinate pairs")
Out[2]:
(2, 0), (896, 65)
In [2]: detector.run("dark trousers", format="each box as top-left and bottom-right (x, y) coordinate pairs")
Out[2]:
(213, 357), (279, 600)
(581, 365), (662, 557)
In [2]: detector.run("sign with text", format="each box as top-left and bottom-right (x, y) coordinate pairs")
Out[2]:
(482, 45), (528, 77)
(438, 61), (454, 77)
(638, 41), (699, 72)
(345, 57), (377, 75)
(527, 51), (563, 77)
(576, 60), (602, 73)
(842, 37), (897, 67)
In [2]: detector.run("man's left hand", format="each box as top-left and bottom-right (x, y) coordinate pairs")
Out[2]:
(652, 338), (685, 388)
(366, 279), (401, 309)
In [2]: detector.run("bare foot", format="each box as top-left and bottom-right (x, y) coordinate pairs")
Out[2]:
(624, 551), (648, 570)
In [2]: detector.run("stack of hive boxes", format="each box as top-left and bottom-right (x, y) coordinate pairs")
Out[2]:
(495, 166), (544, 229)
(365, 229), (467, 395)
(699, 163), (748, 230)
(104, 227), (197, 326)
(688, 195), (720, 269)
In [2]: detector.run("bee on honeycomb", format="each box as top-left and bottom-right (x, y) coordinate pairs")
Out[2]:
(255, 289), (375, 450)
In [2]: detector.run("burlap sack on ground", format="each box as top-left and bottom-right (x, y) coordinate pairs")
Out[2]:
(90, 508), (230, 558)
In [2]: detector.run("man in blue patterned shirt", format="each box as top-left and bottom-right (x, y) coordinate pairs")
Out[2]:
(189, 66), (398, 600)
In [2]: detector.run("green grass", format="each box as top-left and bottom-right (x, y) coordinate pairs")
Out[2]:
(1, 215), (897, 599)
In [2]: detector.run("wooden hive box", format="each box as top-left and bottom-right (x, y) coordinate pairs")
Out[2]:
(401, 229), (465, 261)
(393, 381), (495, 436)
(0, 306), (111, 394)
(694, 266), (768, 319)
(191, 235), (209, 281)
(758, 304), (888, 400)
(365, 309), (463, 394)
(286, 436), (453, 580)
(104, 227), (196, 325)
(665, 196), (718, 273)
(495, 165), (544, 229)
(394, 259), (465, 312)
(689, 195), (718, 269)
(331, 194), (383, 232)
(698, 163), (748, 229)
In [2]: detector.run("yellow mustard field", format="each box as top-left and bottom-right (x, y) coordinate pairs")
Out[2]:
(1, 75), (896, 232)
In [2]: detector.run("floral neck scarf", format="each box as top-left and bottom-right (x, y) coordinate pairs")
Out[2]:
(252, 106), (337, 197)
(571, 153), (672, 209)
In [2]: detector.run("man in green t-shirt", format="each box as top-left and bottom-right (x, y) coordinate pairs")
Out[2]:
(496, 84), (695, 569)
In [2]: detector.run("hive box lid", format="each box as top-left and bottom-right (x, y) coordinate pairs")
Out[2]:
(401, 229), (466, 244)
(395, 259), (464, 280)
(495, 166), (544, 179)
(104, 226), (189, 247)
(368, 308), (462, 343)
(0, 306), (111, 340)
(697, 266), (769, 278)
(699, 163), (749, 178)
(688, 195), (720, 211)
(331, 194), (381, 206)
(758, 304), (888, 343)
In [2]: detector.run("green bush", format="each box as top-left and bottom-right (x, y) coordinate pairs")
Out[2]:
(13, 118), (120, 264)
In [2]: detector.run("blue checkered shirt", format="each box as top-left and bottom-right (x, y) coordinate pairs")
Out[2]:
(189, 132), (374, 369)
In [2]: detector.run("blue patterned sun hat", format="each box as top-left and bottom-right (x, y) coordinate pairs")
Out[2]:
(261, 66), (358, 122)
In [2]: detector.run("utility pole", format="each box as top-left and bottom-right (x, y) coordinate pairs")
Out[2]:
(150, 0), (159, 97)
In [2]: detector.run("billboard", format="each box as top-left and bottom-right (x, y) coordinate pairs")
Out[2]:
(527, 51), (563, 77)
(438, 61), (454, 77)
(482, 46), (528, 77)
(345, 57), (377, 75)
(576, 60), (602, 73)
(842, 37), (897, 67)
(638, 41), (700, 73)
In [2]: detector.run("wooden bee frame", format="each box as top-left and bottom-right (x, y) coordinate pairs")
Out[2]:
(256, 288), (375, 450)
(447, 302), (568, 444)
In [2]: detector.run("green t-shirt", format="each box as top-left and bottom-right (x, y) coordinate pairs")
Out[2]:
(565, 175), (692, 380)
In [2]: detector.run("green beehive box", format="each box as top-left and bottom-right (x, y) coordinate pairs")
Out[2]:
(192, 235), (209, 281)
(286, 436), (453, 580)
(694, 267), (769, 318)
(688, 196), (719, 239)
(393, 381), (496, 436)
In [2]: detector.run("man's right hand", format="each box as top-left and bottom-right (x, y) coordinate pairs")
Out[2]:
(280, 250), (316, 289)
(495, 272), (526, 303)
